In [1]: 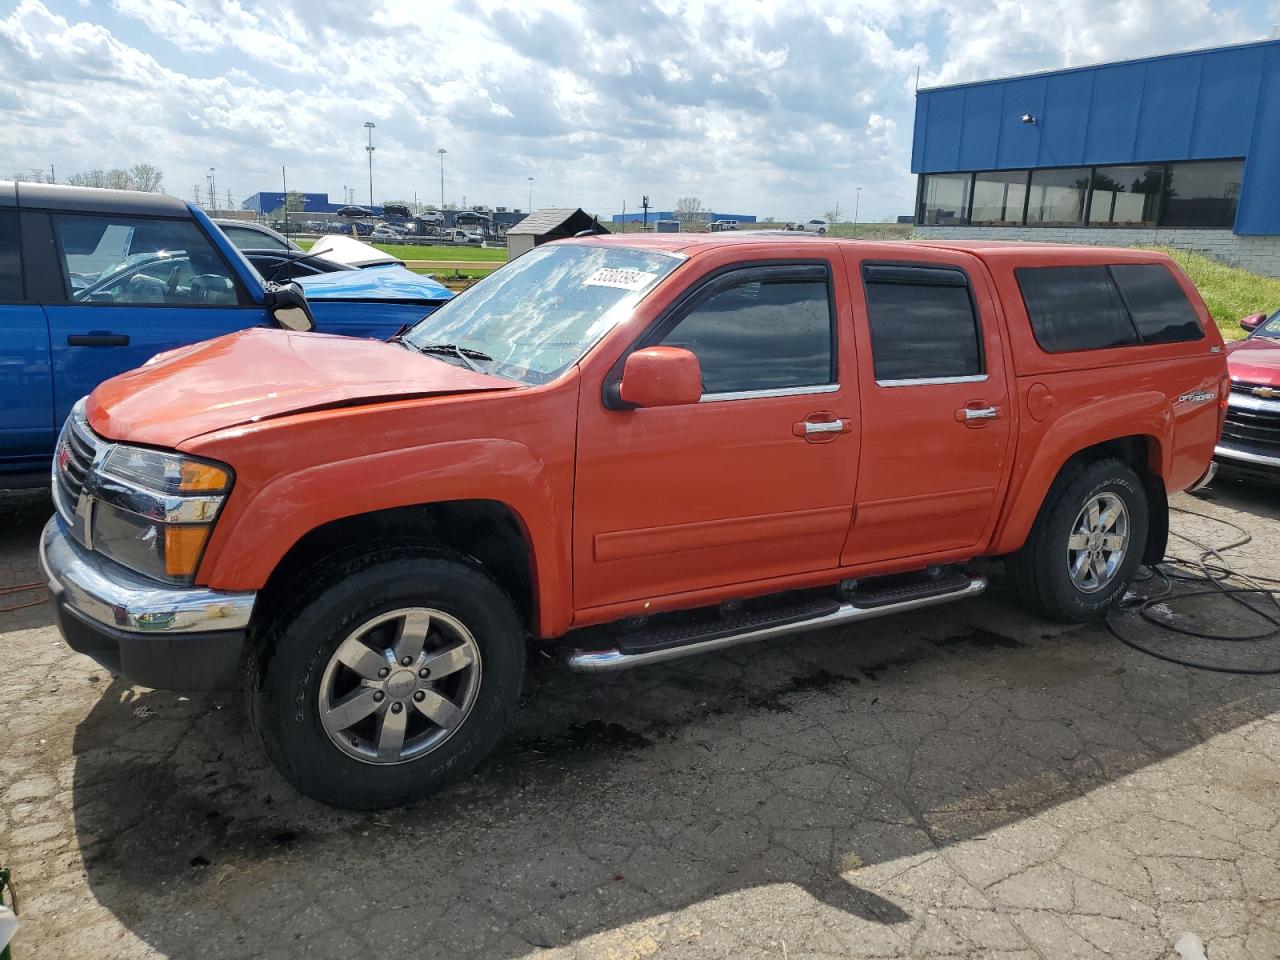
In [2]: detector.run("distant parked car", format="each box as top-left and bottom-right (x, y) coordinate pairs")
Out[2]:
(708, 219), (739, 232)
(213, 219), (303, 252)
(792, 219), (829, 234)
(0, 181), (452, 484)
(418, 211), (445, 225)
(442, 228), (482, 244)
(1215, 308), (1280, 482)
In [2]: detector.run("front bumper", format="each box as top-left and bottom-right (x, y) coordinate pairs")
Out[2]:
(39, 517), (257, 692)
(1214, 443), (1280, 483)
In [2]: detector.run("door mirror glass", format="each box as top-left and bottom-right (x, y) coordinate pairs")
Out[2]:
(619, 347), (703, 407)
(264, 281), (316, 332)
(1240, 312), (1266, 332)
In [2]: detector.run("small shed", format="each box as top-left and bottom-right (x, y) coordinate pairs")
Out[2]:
(506, 208), (607, 259)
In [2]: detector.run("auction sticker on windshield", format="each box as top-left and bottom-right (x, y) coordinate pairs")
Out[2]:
(583, 267), (660, 291)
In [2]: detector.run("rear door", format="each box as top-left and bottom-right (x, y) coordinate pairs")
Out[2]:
(38, 211), (267, 425)
(841, 250), (1015, 566)
(0, 200), (55, 479)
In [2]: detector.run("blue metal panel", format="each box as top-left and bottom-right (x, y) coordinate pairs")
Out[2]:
(920, 87), (967, 171)
(1083, 63), (1146, 162)
(957, 83), (1003, 170)
(1039, 71), (1093, 167)
(1192, 45), (1264, 157)
(994, 77), (1045, 168)
(1236, 45), (1280, 235)
(1135, 55), (1201, 161)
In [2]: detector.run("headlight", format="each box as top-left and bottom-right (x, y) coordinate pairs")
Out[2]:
(91, 446), (233, 584)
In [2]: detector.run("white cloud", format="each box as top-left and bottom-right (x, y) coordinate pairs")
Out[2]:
(0, 0), (1272, 220)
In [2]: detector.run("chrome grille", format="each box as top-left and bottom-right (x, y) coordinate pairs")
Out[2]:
(1230, 380), (1280, 397)
(52, 407), (105, 543)
(1222, 402), (1280, 457)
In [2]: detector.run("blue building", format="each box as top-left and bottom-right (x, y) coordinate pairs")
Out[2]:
(911, 38), (1280, 275)
(241, 191), (383, 216)
(611, 211), (758, 224)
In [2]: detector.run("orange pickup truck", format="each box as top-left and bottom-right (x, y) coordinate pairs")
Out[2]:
(40, 234), (1227, 808)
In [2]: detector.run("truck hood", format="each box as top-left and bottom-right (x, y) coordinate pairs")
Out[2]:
(86, 327), (518, 448)
(297, 264), (452, 303)
(1225, 335), (1280, 385)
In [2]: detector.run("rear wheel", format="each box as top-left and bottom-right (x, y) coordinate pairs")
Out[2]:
(1007, 458), (1149, 622)
(248, 552), (524, 809)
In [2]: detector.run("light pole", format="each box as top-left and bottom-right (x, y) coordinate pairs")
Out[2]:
(207, 167), (216, 211)
(364, 121), (376, 209)
(437, 148), (447, 211)
(853, 186), (862, 233)
(527, 176), (534, 212)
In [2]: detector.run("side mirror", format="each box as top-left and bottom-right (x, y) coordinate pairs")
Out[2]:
(618, 347), (703, 408)
(264, 281), (316, 333)
(1240, 312), (1266, 332)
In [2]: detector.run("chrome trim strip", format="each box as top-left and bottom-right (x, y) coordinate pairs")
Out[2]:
(1187, 461), (1218, 492)
(93, 473), (226, 524)
(700, 383), (839, 403)
(876, 374), (989, 388)
(1226, 392), (1280, 414)
(563, 576), (987, 673)
(1215, 443), (1280, 467)
(40, 517), (255, 635)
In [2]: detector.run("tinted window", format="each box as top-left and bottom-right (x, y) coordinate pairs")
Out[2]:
(52, 214), (241, 306)
(0, 210), (21, 300)
(863, 267), (983, 382)
(1016, 267), (1138, 352)
(1088, 165), (1163, 227)
(1111, 264), (1203, 343)
(919, 173), (971, 225)
(971, 170), (1027, 226)
(1027, 167), (1089, 225)
(1161, 160), (1242, 228)
(222, 225), (289, 250)
(659, 277), (833, 394)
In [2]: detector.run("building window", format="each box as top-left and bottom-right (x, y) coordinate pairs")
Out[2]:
(1026, 168), (1090, 226)
(971, 170), (1028, 226)
(918, 173), (972, 225)
(1087, 165), (1164, 227)
(1161, 159), (1242, 229)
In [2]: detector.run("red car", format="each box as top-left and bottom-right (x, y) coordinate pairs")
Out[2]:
(1218, 310), (1280, 481)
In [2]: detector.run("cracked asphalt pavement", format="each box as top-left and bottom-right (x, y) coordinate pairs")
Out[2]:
(1, 482), (1278, 959)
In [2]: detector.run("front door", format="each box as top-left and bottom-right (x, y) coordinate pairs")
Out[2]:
(841, 251), (1014, 566)
(573, 258), (861, 612)
(0, 207), (55, 475)
(39, 211), (266, 426)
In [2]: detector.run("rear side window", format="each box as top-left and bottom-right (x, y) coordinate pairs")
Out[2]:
(1016, 267), (1137, 353)
(0, 209), (20, 300)
(863, 265), (983, 382)
(659, 276), (834, 394)
(1017, 264), (1202, 352)
(1111, 264), (1204, 344)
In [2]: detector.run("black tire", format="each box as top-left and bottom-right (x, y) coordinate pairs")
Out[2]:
(247, 550), (524, 809)
(1007, 457), (1149, 623)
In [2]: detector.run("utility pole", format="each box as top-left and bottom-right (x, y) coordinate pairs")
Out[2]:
(49, 163), (54, 183)
(282, 165), (288, 237)
(437, 148), (446, 211)
(528, 176), (534, 212)
(208, 167), (216, 212)
(364, 121), (376, 209)
(853, 186), (862, 234)
(641, 195), (650, 231)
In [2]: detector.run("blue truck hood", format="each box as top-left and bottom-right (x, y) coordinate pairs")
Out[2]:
(297, 265), (452, 303)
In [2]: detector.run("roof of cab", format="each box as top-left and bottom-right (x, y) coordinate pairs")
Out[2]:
(3, 180), (189, 216)
(562, 231), (1174, 267)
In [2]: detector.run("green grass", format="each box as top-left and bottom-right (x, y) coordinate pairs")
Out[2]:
(1139, 246), (1280, 340)
(296, 239), (505, 262)
(409, 267), (490, 281)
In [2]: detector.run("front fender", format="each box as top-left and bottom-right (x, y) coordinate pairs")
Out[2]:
(197, 437), (573, 636)
(990, 386), (1171, 557)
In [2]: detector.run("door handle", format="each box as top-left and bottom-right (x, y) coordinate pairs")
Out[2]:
(67, 334), (130, 347)
(792, 415), (853, 441)
(963, 406), (999, 421)
(805, 419), (849, 434)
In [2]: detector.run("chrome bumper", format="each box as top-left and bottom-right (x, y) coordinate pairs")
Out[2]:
(39, 516), (255, 635)
(1215, 442), (1280, 470)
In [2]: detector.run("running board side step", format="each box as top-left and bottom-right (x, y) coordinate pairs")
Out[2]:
(562, 574), (988, 673)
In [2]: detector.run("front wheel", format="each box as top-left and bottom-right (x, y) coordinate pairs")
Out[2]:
(248, 554), (525, 809)
(1007, 458), (1149, 622)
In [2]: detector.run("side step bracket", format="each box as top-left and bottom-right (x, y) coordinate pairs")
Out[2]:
(563, 572), (987, 673)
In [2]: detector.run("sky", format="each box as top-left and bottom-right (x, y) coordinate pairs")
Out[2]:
(2, 0), (1279, 222)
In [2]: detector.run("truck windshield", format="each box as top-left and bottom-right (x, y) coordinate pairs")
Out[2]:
(401, 243), (684, 384)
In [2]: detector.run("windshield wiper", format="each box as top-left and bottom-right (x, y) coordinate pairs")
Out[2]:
(413, 342), (493, 373)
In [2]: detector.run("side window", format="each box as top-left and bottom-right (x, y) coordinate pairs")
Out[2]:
(0, 210), (21, 300)
(862, 265), (983, 382)
(658, 274), (834, 395)
(52, 214), (242, 306)
(224, 225), (288, 250)
(1110, 264), (1204, 344)
(1015, 266), (1139, 353)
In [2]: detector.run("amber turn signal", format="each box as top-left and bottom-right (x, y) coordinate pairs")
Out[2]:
(179, 460), (232, 493)
(164, 525), (213, 578)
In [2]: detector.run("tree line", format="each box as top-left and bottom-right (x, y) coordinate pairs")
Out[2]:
(11, 163), (164, 193)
